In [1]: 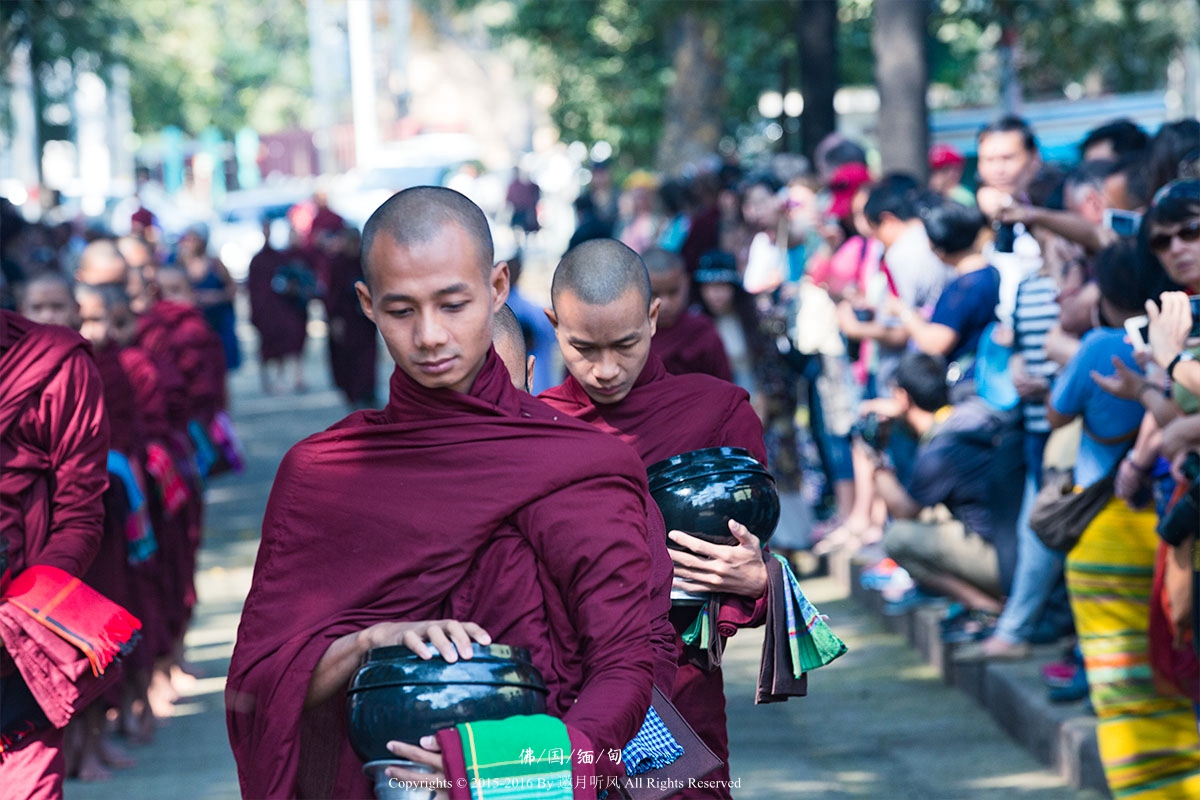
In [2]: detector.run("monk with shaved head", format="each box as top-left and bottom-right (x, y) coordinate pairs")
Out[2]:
(541, 238), (782, 799)
(1, 303), (110, 798)
(492, 303), (535, 392)
(228, 187), (667, 798)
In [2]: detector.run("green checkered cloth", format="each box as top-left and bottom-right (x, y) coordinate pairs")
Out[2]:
(456, 714), (573, 800)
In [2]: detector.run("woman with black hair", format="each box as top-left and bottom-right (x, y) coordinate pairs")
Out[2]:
(889, 200), (997, 392)
(1050, 234), (1200, 798)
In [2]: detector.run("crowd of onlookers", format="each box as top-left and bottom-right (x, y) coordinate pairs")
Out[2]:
(5, 111), (1199, 794)
(563, 115), (1200, 797)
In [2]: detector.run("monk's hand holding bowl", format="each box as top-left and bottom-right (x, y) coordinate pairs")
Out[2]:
(668, 520), (768, 598)
(359, 619), (492, 663)
(386, 735), (448, 799)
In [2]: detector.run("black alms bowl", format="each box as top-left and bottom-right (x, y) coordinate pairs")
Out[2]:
(647, 446), (780, 547)
(346, 643), (549, 763)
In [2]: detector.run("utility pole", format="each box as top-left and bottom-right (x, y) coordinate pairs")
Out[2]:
(348, 0), (380, 170)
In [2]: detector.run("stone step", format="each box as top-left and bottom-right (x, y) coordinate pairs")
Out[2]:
(833, 550), (1110, 797)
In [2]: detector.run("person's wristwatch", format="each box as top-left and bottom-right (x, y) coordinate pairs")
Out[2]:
(1166, 350), (1196, 381)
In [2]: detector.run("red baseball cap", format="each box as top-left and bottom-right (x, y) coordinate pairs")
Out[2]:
(929, 143), (965, 171)
(827, 162), (872, 219)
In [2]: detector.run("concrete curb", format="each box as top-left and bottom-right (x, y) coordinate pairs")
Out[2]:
(833, 550), (1110, 796)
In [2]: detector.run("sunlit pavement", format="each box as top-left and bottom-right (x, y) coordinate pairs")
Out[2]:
(65, 316), (1104, 800)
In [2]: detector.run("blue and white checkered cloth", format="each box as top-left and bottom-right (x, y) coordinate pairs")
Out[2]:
(622, 704), (684, 776)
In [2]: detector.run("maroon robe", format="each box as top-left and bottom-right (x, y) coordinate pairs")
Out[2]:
(540, 354), (768, 799)
(86, 345), (140, 613)
(0, 310), (108, 798)
(247, 246), (309, 361)
(116, 345), (175, 664)
(650, 310), (733, 382)
(136, 301), (220, 638)
(136, 300), (226, 425)
(226, 350), (657, 799)
(319, 249), (378, 405)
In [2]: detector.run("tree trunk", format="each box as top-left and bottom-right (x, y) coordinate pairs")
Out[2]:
(872, 0), (929, 180)
(797, 0), (838, 166)
(656, 11), (724, 177)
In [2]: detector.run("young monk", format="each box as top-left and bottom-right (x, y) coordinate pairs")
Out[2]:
(643, 247), (733, 382)
(136, 266), (226, 695)
(77, 283), (172, 745)
(246, 220), (310, 394)
(0, 307), (110, 799)
(23, 270), (142, 777)
(493, 304), (535, 393)
(226, 187), (660, 798)
(540, 239), (772, 799)
(107, 283), (185, 729)
(17, 272), (78, 329)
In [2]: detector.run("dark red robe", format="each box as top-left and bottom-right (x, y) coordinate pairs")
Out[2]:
(86, 345), (140, 613)
(136, 300), (227, 425)
(540, 354), (768, 799)
(651, 310), (733, 383)
(0, 310), (108, 799)
(319, 249), (378, 405)
(247, 246), (309, 361)
(136, 301), (221, 639)
(116, 345), (175, 663)
(226, 350), (657, 799)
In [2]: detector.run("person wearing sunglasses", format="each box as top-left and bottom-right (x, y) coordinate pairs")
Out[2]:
(1144, 180), (1200, 400)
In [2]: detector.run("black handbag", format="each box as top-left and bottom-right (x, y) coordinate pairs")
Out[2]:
(1029, 466), (1117, 553)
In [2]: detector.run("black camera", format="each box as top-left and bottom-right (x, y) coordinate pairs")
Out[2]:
(1158, 452), (1200, 547)
(851, 411), (892, 453)
(994, 222), (1016, 254)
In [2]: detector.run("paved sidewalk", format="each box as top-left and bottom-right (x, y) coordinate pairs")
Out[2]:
(65, 331), (1103, 799)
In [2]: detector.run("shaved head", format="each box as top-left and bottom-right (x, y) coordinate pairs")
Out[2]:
(491, 304), (530, 390)
(361, 186), (494, 289)
(76, 239), (128, 286)
(20, 271), (78, 328)
(550, 238), (651, 312)
(641, 247), (684, 276)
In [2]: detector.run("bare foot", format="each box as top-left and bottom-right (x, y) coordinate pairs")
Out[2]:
(76, 754), (114, 782)
(148, 670), (177, 719)
(99, 735), (137, 769)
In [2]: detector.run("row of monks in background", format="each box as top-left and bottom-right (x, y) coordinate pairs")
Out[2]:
(1, 185), (392, 781)
(5, 228), (233, 780)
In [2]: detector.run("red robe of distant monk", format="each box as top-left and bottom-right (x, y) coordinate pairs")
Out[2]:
(116, 344), (175, 664)
(650, 309), (733, 382)
(136, 299), (226, 426)
(247, 244), (309, 362)
(226, 351), (657, 799)
(135, 300), (219, 638)
(320, 247), (379, 405)
(86, 345), (141, 613)
(540, 353), (768, 799)
(0, 310), (109, 799)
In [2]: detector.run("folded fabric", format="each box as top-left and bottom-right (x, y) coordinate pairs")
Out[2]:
(188, 419), (218, 479)
(209, 410), (246, 475)
(621, 705), (683, 776)
(780, 555), (848, 673)
(756, 555), (848, 703)
(2, 565), (141, 678)
(436, 714), (594, 800)
(0, 600), (121, 734)
(107, 451), (157, 564)
(145, 441), (190, 516)
(616, 686), (722, 800)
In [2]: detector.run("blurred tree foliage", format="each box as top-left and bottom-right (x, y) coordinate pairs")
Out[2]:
(1, 0), (312, 140)
(477, 0), (1194, 167)
(122, 0), (313, 136)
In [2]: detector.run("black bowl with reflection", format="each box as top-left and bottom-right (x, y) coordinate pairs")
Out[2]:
(346, 642), (548, 763)
(646, 446), (780, 548)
